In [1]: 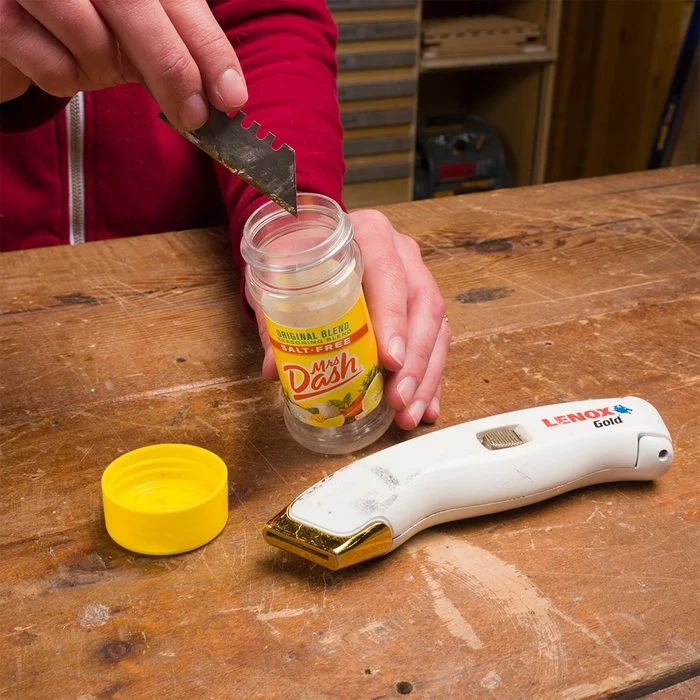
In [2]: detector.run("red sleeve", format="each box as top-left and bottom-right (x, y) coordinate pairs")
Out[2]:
(210, 0), (345, 269)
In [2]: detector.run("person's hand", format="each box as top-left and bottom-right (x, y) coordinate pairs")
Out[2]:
(0, 59), (30, 102)
(252, 209), (451, 430)
(0, 0), (247, 130)
(351, 210), (451, 428)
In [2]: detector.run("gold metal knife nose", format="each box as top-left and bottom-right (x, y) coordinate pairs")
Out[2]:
(263, 507), (393, 570)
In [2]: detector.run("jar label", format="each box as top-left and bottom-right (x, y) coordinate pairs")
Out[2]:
(265, 291), (384, 428)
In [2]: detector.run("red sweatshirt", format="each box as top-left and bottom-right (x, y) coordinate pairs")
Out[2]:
(0, 0), (345, 265)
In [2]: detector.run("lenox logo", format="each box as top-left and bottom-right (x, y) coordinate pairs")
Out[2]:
(542, 404), (633, 428)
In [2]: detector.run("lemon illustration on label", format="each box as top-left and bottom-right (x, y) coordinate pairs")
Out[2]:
(362, 372), (383, 415)
(286, 399), (347, 427)
(286, 402), (313, 423)
(307, 402), (346, 428)
(316, 415), (345, 428)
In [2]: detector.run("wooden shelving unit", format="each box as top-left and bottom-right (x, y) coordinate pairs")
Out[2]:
(420, 49), (557, 72)
(329, 0), (563, 207)
(329, 0), (421, 209)
(418, 0), (562, 189)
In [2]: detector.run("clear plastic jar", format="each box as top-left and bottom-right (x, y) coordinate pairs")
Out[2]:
(241, 193), (394, 454)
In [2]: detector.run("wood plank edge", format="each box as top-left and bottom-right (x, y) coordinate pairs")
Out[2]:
(609, 660), (700, 700)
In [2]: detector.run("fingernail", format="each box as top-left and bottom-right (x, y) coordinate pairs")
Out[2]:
(217, 68), (247, 108)
(408, 400), (427, 427)
(387, 336), (406, 367)
(396, 376), (416, 408)
(428, 395), (440, 418)
(179, 94), (208, 131)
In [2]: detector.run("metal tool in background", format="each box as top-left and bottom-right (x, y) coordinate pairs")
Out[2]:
(160, 109), (297, 216)
(263, 397), (673, 570)
(414, 115), (509, 199)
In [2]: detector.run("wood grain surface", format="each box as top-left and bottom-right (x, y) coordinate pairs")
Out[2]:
(1, 166), (698, 699)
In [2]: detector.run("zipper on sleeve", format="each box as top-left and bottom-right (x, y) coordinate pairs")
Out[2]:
(66, 92), (86, 245)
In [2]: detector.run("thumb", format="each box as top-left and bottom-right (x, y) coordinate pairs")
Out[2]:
(245, 285), (278, 381)
(255, 308), (278, 381)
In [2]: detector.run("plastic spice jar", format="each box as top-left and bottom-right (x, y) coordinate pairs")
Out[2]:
(241, 193), (394, 454)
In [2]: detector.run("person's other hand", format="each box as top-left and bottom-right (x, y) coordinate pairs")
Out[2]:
(351, 210), (450, 429)
(252, 209), (451, 430)
(0, 0), (247, 130)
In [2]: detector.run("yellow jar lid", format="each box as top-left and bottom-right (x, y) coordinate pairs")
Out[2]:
(101, 444), (228, 556)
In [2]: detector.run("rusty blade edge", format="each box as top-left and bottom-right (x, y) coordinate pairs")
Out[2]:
(158, 113), (298, 217)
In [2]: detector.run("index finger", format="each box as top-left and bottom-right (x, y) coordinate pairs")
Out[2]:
(245, 284), (278, 381)
(94, 0), (207, 130)
(163, 0), (247, 112)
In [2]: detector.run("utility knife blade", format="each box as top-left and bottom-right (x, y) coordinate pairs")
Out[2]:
(159, 109), (297, 216)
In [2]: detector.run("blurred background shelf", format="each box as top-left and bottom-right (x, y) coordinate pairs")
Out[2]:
(331, 0), (422, 208)
(329, 0), (697, 208)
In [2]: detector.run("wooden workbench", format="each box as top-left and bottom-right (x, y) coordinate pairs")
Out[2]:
(1, 167), (698, 699)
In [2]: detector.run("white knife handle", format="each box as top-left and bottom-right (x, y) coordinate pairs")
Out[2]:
(289, 397), (673, 545)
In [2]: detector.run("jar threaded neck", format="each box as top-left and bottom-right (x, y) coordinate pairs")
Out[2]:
(241, 193), (352, 275)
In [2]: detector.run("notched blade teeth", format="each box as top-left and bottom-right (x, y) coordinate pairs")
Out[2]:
(162, 107), (297, 215)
